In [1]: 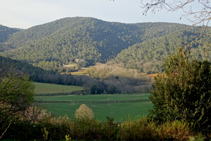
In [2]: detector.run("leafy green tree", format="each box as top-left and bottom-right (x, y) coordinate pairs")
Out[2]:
(148, 47), (211, 133)
(0, 68), (34, 139)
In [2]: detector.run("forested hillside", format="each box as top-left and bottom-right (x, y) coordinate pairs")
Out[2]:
(0, 25), (20, 51)
(0, 17), (188, 70)
(0, 17), (211, 73)
(110, 27), (211, 73)
(0, 56), (79, 85)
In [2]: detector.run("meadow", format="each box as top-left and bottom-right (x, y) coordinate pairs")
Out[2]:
(34, 82), (152, 121)
(39, 101), (152, 121)
(35, 91), (152, 121)
(35, 93), (150, 101)
(33, 82), (83, 94)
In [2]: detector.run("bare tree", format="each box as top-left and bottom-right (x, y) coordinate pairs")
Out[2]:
(141, 0), (211, 26)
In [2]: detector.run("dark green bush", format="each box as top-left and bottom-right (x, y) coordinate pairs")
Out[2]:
(148, 47), (211, 134)
(1, 120), (42, 141)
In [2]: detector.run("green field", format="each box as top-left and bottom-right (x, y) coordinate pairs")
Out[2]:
(35, 93), (152, 121)
(33, 83), (152, 121)
(33, 82), (83, 94)
(35, 93), (150, 101)
(39, 102), (152, 121)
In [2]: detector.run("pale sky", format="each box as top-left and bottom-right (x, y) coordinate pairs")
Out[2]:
(0, 0), (202, 29)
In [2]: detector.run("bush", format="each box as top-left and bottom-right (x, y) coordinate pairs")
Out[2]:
(74, 104), (94, 120)
(1, 116), (194, 141)
(156, 120), (190, 141)
(117, 118), (158, 140)
(148, 47), (211, 134)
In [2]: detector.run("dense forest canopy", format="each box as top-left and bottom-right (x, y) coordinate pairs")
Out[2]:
(0, 17), (211, 73)
(0, 25), (21, 52)
(0, 17), (189, 69)
(110, 27), (211, 73)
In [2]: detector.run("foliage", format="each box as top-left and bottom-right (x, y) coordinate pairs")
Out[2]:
(42, 127), (49, 140)
(0, 25), (20, 42)
(148, 47), (211, 134)
(0, 71), (35, 117)
(0, 56), (81, 86)
(0, 68), (35, 139)
(0, 17), (189, 70)
(65, 134), (71, 141)
(1, 18), (211, 74)
(0, 25), (20, 52)
(0, 56), (122, 94)
(2, 18), (211, 74)
(74, 104), (94, 120)
(111, 28), (211, 73)
(1, 115), (194, 141)
(156, 120), (190, 140)
(86, 63), (151, 93)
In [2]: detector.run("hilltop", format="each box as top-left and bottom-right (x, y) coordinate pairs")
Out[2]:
(0, 17), (187, 69)
(0, 17), (211, 73)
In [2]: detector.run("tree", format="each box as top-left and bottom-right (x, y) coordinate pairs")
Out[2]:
(74, 104), (94, 120)
(148, 47), (211, 133)
(0, 68), (34, 139)
(141, 0), (211, 26)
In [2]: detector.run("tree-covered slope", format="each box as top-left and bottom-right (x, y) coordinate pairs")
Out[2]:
(0, 56), (81, 86)
(110, 27), (211, 73)
(0, 25), (21, 51)
(0, 17), (188, 69)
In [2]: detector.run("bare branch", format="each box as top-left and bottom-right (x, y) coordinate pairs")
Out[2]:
(141, 0), (211, 25)
(0, 120), (12, 140)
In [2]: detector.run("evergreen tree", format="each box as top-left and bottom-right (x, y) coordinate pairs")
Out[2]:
(148, 47), (211, 134)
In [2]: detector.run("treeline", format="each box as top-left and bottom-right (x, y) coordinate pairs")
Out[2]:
(110, 27), (211, 73)
(0, 17), (189, 70)
(0, 56), (78, 85)
(2, 56), (148, 94)
(86, 63), (151, 93)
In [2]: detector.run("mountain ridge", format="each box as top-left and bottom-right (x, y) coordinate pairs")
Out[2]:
(0, 17), (209, 73)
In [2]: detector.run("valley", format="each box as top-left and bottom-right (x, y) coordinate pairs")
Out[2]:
(1, 17), (211, 140)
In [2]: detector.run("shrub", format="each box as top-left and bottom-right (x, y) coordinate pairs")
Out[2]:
(117, 118), (158, 140)
(148, 47), (211, 134)
(100, 117), (119, 140)
(74, 104), (94, 120)
(156, 120), (191, 141)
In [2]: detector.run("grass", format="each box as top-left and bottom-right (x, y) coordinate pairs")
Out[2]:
(70, 69), (87, 75)
(35, 93), (152, 121)
(33, 82), (83, 94)
(34, 83), (152, 121)
(35, 93), (150, 101)
(39, 101), (152, 121)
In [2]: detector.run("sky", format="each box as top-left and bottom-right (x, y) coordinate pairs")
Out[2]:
(0, 0), (202, 29)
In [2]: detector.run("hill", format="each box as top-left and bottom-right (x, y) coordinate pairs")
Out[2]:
(0, 17), (188, 70)
(0, 56), (78, 85)
(0, 25), (21, 51)
(109, 27), (211, 73)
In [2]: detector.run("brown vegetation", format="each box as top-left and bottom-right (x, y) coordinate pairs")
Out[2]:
(86, 63), (152, 93)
